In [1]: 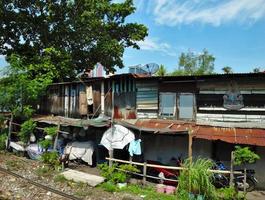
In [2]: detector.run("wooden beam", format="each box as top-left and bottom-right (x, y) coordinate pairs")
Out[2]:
(6, 114), (13, 150)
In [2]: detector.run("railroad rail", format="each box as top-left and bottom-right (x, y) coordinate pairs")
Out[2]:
(0, 166), (82, 200)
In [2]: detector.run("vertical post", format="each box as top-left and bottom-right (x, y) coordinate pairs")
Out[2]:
(230, 151), (234, 187)
(53, 122), (60, 151)
(101, 81), (105, 114)
(109, 80), (115, 168)
(243, 167), (247, 194)
(6, 114), (13, 150)
(143, 162), (147, 185)
(188, 128), (193, 163)
(109, 149), (113, 167)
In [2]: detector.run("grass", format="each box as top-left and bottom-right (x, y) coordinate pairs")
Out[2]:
(35, 165), (54, 177)
(99, 182), (176, 200)
(5, 159), (23, 171)
(53, 174), (67, 183)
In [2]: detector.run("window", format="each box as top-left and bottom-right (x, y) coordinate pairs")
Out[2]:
(159, 93), (176, 117)
(179, 94), (194, 120)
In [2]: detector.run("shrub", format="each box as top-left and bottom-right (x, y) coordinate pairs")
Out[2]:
(234, 146), (260, 166)
(39, 139), (52, 151)
(43, 126), (58, 136)
(98, 163), (139, 184)
(217, 187), (244, 200)
(177, 158), (217, 200)
(0, 133), (7, 150)
(18, 119), (36, 143)
(40, 151), (60, 168)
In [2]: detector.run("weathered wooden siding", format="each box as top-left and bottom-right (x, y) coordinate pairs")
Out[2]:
(39, 82), (101, 118)
(196, 79), (265, 127)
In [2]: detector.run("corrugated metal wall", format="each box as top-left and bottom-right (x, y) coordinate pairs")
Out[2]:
(136, 81), (158, 118)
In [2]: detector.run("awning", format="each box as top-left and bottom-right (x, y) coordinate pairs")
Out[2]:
(117, 119), (265, 147)
(33, 115), (110, 128)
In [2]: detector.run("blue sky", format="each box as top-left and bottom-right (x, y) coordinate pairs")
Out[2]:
(118, 0), (265, 74)
(1, 0), (265, 74)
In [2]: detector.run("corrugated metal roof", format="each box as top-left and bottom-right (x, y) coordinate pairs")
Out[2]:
(33, 115), (110, 128)
(118, 119), (265, 146)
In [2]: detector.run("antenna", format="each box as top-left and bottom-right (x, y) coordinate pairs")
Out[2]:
(141, 63), (159, 76)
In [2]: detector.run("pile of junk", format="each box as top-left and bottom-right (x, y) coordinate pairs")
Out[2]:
(6, 115), (112, 167)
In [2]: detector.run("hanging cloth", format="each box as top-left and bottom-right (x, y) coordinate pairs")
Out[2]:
(128, 139), (142, 157)
(86, 86), (93, 105)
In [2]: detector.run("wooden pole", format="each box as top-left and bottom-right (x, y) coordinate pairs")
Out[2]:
(109, 149), (113, 167)
(243, 167), (247, 194)
(188, 128), (193, 163)
(53, 122), (60, 151)
(143, 161), (147, 185)
(6, 114), (13, 150)
(229, 151), (235, 187)
(109, 80), (115, 168)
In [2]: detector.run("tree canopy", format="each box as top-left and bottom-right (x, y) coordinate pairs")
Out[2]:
(0, 50), (63, 116)
(172, 49), (215, 76)
(0, 0), (148, 78)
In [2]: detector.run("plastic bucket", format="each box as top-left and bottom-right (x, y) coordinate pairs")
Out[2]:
(165, 185), (176, 194)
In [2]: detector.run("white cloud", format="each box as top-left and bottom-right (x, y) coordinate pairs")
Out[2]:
(151, 0), (265, 26)
(137, 37), (177, 56)
(0, 55), (5, 59)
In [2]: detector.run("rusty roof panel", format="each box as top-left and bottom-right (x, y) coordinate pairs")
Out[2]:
(119, 119), (265, 146)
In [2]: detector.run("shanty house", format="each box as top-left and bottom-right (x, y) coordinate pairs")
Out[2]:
(37, 73), (265, 188)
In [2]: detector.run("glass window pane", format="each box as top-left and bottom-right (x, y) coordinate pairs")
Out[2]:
(160, 93), (176, 116)
(179, 94), (194, 119)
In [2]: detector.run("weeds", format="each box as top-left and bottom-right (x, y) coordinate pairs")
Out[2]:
(54, 174), (67, 183)
(98, 163), (139, 184)
(40, 151), (60, 169)
(0, 133), (7, 150)
(216, 187), (245, 200)
(5, 160), (23, 171)
(35, 165), (54, 177)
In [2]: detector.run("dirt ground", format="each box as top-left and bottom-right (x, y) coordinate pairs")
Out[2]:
(0, 151), (264, 200)
(246, 190), (265, 200)
(0, 152), (139, 200)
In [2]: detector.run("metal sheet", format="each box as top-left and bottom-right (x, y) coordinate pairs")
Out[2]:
(118, 119), (265, 146)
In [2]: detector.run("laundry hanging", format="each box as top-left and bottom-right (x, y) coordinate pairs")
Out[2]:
(128, 139), (142, 157)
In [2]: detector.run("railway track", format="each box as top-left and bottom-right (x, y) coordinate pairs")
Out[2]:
(0, 166), (82, 200)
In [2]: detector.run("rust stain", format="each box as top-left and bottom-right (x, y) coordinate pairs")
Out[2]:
(129, 119), (265, 147)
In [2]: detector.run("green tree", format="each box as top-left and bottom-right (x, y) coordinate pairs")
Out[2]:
(0, 0), (148, 76)
(155, 64), (167, 76)
(222, 66), (233, 74)
(172, 49), (215, 76)
(0, 50), (63, 115)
